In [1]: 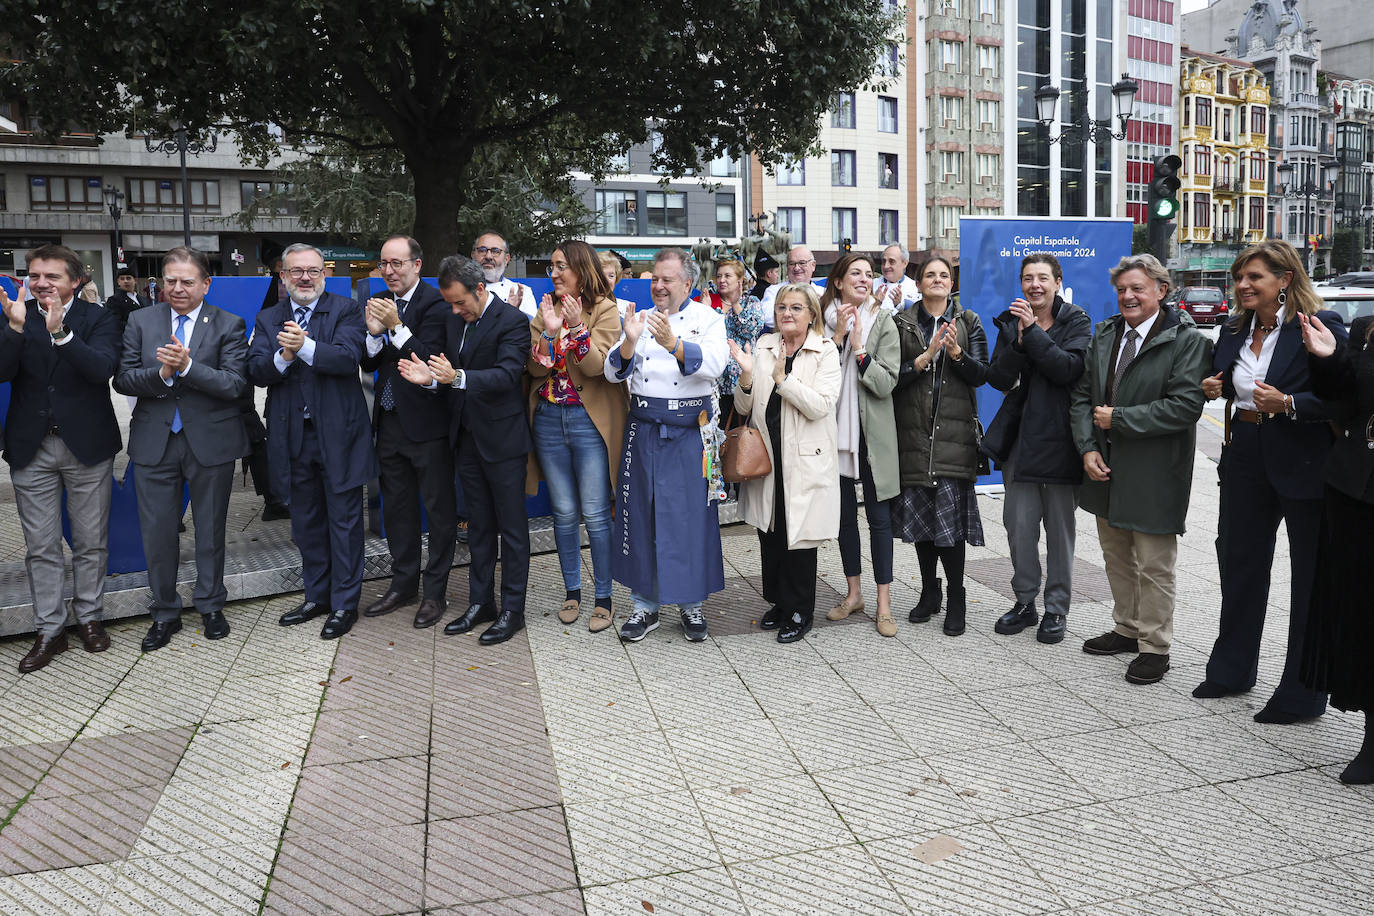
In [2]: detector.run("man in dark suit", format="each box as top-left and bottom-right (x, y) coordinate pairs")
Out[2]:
(397, 254), (531, 645)
(359, 235), (455, 627)
(105, 267), (150, 333)
(248, 243), (377, 640)
(0, 244), (123, 672)
(114, 246), (250, 651)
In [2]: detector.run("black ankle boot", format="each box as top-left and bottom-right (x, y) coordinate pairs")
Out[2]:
(942, 585), (966, 636)
(909, 579), (943, 623)
(1341, 716), (1374, 785)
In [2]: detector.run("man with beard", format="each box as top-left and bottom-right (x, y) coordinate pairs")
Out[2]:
(472, 232), (535, 320)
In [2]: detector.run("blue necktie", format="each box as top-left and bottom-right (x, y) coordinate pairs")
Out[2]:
(294, 305), (309, 332)
(170, 314), (188, 433)
(379, 298), (406, 411)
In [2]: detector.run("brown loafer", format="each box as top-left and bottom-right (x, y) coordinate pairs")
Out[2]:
(19, 631), (69, 673)
(77, 620), (111, 653)
(413, 598), (446, 629)
(589, 606), (614, 633)
(364, 590), (417, 618)
(558, 599), (581, 624)
(828, 595), (865, 621)
(876, 612), (897, 638)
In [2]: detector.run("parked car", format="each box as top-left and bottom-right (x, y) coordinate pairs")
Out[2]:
(1177, 286), (1228, 325)
(1317, 285), (1374, 324)
(1316, 271), (1374, 288)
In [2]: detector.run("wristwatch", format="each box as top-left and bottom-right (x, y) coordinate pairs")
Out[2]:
(50, 325), (70, 342)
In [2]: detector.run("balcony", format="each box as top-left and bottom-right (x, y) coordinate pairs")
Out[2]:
(1216, 227), (1245, 245)
(1214, 176), (1246, 194)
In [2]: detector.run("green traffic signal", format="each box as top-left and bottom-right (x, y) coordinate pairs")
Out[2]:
(1152, 196), (1179, 220)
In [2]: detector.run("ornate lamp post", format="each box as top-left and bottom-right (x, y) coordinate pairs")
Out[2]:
(1034, 75), (1138, 217)
(103, 184), (125, 270)
(1276, 157), (1339, 274)
(145, 121), (218, 247)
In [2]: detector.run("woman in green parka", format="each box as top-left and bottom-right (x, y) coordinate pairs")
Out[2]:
(891, 255), (990, 636)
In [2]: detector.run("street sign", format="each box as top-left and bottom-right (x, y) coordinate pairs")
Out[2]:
(230, 248), (246, 265)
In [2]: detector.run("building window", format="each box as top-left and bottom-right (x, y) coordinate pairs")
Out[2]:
(977, 0), (996, 18)
(976, 98), (999, 127)
(1249, 105), (1266, 136)
(715, 193), (736, 237)
(608, 150), (630, 172)
(935, 0), (961, 15)
(776, 158), (806, 186)
(645, 190), (686, 236)
(1248, 196), (1265, 231)
(1195, 98), (1212, 129)
(879, 209), (899, 245)
(878, 96), (899, 133)
(938, 39), (961, 71)
(777, 207), (806, 244)
(976, 44), (999, 73)
(976, 152), (999, 183)
(706, 151), (739, 178)
(880, 42), (900, 77)
(1249, 152), (1265, 181)
(933, 205), (964, 237)
(1194, 193), (1212, 228)
(831, 92), (856, 129)
(594, 190), (636, 235)
(831, 150), (856, 187)
(29, 175), (104, 212)
(127, 178), (221, 214)
(939, 151), (964, 180)
(1193, 147), (1211, 176)
(939, 96), (962, 127)
(879, 153), (899, 189)
(832, 208), (857, 245)
(240, 181), (296, 216)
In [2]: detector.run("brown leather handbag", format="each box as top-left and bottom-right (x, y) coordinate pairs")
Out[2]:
(720, 406), (772, 482)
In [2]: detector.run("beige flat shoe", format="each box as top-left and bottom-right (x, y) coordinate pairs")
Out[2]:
(828, 595), (866, 621)
(558, 599), (581, 624)
(876, 612), (897, 638)
(588, 606), (614, 633)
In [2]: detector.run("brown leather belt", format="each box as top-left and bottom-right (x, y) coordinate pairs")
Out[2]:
(1232, 408), (1271, 424)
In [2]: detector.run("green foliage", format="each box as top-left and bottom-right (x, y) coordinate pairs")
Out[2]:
(2, 0), (898, 255)
(1132, 223), (1151, 255)
(1331, 226), (1361, 275)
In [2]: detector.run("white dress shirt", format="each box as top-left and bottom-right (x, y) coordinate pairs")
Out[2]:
(488, 277), (536, 320)
(1115, 309), (1159, 367)
(365, 280), (420, 357)
(1231, 307), (1286, 411)
(273, 297), (320, 373)
(162, 303), (204, 384)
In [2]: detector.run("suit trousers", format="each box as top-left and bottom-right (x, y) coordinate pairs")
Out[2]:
(1205, 424), (1327, 716)
(457, 433), (529, 613)
(758, 467), (818, 617)
(135, 432), (236, 621)
(1003, 458), (1078, 616)
(10, 433), (114, 636)
(377, 410), (456, 600)
(1096, 517), (1177, 655)
(290, 423), (365, 610)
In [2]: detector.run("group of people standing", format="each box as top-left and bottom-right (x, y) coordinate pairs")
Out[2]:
(3, 234), (1370, 785)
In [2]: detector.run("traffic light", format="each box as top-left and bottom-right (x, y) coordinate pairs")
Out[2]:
(1148, 154), (1182, 262)
(841, 237), (853, 253)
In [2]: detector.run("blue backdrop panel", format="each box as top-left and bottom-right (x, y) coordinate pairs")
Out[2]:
(958, 217), (1133, 486)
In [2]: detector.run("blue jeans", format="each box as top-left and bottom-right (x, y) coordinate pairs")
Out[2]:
(532, 401), (614, 599)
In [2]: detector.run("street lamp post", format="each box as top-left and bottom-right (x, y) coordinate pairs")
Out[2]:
(1276, 158), (1339, 275)
(145, 121), (218, 248)
(103, 184), (125, 271)
(1034, 75), (1138, 217)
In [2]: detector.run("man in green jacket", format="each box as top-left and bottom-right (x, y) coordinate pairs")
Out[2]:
(1069, 254), (1211, 685)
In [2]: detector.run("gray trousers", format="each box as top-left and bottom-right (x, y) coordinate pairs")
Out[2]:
(1003, 470), (1078, 616)
(135, 433), (236, 621)
(10, 434), (114, 637)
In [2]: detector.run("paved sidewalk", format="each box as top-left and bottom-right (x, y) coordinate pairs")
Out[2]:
(1, 436), (1373, 914)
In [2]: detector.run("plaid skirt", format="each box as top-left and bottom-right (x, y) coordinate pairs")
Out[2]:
(892, 478), (984, 547)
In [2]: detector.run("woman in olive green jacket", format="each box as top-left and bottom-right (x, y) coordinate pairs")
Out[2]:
(891, 256), (990, 636)
(822, 254), (902, 637)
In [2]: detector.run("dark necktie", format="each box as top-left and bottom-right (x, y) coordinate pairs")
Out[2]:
(379, 298), (407, 411)
(170, 314), (188, 433)
(1111, 328), (1139, 406)
(294, 306), (311, 418)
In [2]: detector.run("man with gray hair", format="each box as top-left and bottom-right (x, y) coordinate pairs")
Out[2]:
(604, 248), (729, 643)
(249, 242), (377, 640)
(1070, 253), (1210, 685)
(759, 244), (823, 328)
(877, 243), (920, 312)
(471, 231), (536, 320)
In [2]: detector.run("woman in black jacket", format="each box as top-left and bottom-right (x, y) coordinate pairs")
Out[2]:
(982, 254), (1091, 645)
(1298, 309), (1374, 784)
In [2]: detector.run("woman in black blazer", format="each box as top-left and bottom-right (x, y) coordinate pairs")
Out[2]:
(1300, 309), (1374, 783)
(1193, 240), (1347, 724)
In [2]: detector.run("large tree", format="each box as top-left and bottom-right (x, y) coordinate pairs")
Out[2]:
(3, 0), (898, 256)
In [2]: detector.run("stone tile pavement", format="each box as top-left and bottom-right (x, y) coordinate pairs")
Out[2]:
(1, 409), (1373, 914)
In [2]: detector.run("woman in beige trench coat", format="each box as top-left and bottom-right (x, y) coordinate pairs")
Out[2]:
(731, 283), (841, 643)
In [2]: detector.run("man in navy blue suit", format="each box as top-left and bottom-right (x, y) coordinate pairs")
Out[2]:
(397, 254), (531, 646)
(249, 243), (378, 639)
(0, 244), (122, 672)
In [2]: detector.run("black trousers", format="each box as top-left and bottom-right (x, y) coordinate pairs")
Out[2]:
(837, 436), (894, 584)
(757, 466), (818, 617)
(457, 434), (529, 614)
(1206, 423), (1327, 716)
(377, 410), (456, 600)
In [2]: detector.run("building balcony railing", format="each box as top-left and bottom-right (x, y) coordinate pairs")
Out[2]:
(1214, 176), (1246, 193)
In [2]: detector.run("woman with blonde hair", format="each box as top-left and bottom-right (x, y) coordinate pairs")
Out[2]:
(527, 239), (628, 632)
(715, 258), (765, 422)
(731, 283), (841, 642)
(596, 250), (636, 321)
(1194, 239), (1347, 722)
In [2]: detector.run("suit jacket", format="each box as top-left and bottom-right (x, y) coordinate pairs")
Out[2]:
(358, 280), (449, 442)
(0, 298), (122, 469)
(1213, 309), (1347, 501)
(444, 295), (532, 463)
(247, 291), (378, 496)
(105, 290), (150, 328)
(114, 303), (251, 467)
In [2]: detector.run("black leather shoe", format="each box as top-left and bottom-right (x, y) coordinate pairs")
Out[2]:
(279, 601), (328, 626)
(262, 500), (290, 521)
(1192, 679), (1249, 699)
(1083, 631), (1139, 655)
(1124, 652), (1170, 684)
(320, 608), (357, 640)
(202, 611), (230, 640)
(909, 579), (943, 623)
(413, 598), (446, 629)
(942, 586), (967, 636)
(777, 611), (814, 643)
(19, 631), (69, 673)
(760, 605), (786, 630)
(1036, 612), (1066, 644)
(142, 618), (182, 652)
(479, 610), (525, 646)
(994, 601), (1038, 635)
(363, 590), (417, 618)
(445, 602), (497, 635)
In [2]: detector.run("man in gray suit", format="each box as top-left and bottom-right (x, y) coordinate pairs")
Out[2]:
(114, 246), (250, 651)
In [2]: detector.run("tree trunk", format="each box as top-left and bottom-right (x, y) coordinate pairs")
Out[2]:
(407, 150), (472, 261)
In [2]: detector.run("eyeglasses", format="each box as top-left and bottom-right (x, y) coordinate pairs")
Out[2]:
(545, 263), (570, 277)
(474, 246), (507, 256)
(378, 258), (415, 271)
(786, 258), (815, 268)
(285, 267), (323, 279)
